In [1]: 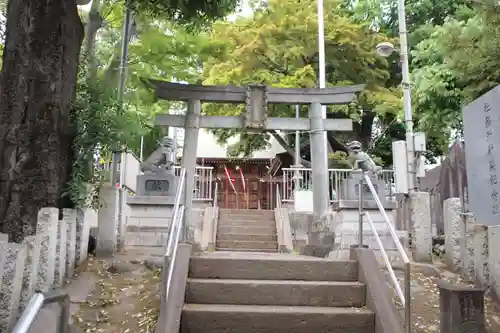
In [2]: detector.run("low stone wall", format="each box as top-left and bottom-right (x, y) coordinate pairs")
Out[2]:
(0, 207), (92, 332)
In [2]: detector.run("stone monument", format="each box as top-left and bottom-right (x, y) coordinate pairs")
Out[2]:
(126, 137), (183, 249)
(331, 142), (400, 259)
(438, 280), (487, 333)
(463, 85), (500, 227)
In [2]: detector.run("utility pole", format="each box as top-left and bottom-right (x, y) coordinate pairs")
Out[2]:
(111, 5), (133, 251)
(294, 105), (301, 193)
(111, 5), (132, 186)
(316, 0), (330, 182)
(397, 0), (416, 194)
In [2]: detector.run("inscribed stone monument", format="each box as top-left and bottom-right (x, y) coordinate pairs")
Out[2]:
(463, 85), (500, 226)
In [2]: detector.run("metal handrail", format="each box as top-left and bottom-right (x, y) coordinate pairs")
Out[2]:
(276, 187), (285, 251)
(211, 181), (219, 247)
(11, 290), (71, 333)
(164, 167), (187, 301)
(361, 174), (411, 333)
(165, 168), (186, 257)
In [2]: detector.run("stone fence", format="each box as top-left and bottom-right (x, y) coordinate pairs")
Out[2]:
(443, 198), (500, 300)
(0, 207), (93, 332)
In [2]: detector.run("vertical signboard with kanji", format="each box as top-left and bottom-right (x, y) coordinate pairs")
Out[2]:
(463, 85), (500, 226)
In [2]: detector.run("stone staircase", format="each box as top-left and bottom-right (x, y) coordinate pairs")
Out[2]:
(216, 209), (279, 252)
(180, 252), (375, 333)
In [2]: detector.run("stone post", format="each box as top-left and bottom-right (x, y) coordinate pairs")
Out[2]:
(488, 225), (500, 301)
(410, 191), (432, 262)
(54, 215), (68, 286)
(462, 213), (476, 282)
(76, 208), (91, 264)
(474, 224), (489, 288)
(65, 209), (77, 278)
(0, 243), (27, 332)
(20, 235), (42, 309)
(0, 233), (8, 294)
(96, 184), (117, 257)
(443, 198), (461, 271)
(35, 207), (58, 292)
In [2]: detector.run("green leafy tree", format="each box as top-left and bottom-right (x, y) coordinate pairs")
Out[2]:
(411, 3), (500, 151)
(345, 0), (474, 161)
(202, 0), (401, 165)
(0, 0), (239, 242)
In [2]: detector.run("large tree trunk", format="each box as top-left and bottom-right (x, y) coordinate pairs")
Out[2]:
(0, 0), (84, 242)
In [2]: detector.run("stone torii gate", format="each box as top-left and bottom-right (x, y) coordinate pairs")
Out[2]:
(150, 80), (363, 240)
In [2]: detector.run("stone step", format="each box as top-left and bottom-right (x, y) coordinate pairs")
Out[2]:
(185, 279), (366, 307)
(217, 233), (277, 242)
(217, 225), (276, 234)
(215, 247), (279, 253)
(218, 219), (275, 227)
(216, 240), (278, 250)
(126, 225), (169, 232)
(180, 304), (375, 333)
(188, 255), (358, 281)
(219, 214), (275, 221)
(219, 209), (275, 217)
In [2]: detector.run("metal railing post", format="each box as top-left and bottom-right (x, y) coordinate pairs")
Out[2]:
(363, 174), (411, 333)
(56, 293), (71, 333)
(358, 175), (364, 247)
(404, 261), (411, 333)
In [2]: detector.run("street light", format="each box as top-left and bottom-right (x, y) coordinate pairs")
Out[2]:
(375, 42), (396, 58)
(375, 35), (416, 196)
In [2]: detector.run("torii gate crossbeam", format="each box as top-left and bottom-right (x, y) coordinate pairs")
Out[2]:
(150, 80), (364, 242)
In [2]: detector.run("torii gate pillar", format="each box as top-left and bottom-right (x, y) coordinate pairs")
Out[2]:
(181, 100), (201, 241)
(152, 81), (364, 243)
(308, 102), (329, 239)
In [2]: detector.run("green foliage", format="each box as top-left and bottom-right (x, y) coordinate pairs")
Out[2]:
(411, 2), (500, 152)
(67, 62), (143, 209)
(328, 152), (351, 168)
(129, 0), (239, 26)
(202, 0), (400, 157)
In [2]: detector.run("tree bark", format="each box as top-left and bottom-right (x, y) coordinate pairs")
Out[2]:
(353, 111), (376, 149)
(0, 0), (84, 242)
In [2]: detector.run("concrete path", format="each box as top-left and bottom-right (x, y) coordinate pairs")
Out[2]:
(27, 272), (98, 333)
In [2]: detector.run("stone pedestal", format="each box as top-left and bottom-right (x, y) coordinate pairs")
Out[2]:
(331, 200), (398, 259)
(136, 172), (177, 197)
(126, 195), (182, 248)
(438, 280), (486, 333)
(340, 172), (387, 205)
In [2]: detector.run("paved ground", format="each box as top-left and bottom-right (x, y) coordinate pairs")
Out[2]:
(26, 248), (163, 333)
(70, 249), (164, 333)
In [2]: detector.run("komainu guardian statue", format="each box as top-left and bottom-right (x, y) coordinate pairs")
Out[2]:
(140, 136), (175, 175)
(346, 141), (382, 175)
